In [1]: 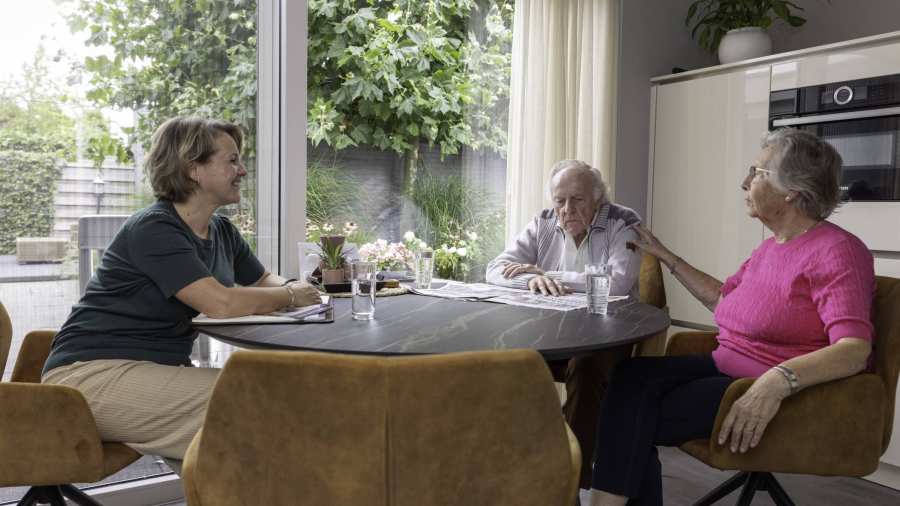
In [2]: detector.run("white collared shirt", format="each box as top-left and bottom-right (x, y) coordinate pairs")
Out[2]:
(562, 230), (589, 273)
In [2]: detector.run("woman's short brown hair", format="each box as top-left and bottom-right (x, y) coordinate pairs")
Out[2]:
(144, 117), (244, 202)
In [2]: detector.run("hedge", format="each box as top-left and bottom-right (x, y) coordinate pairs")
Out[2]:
(0, 150), (61, 254)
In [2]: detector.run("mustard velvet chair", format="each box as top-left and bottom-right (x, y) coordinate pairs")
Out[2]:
(183, 349), (581, 506)
(665, 275), (900, 506)
(0, 301), (11, 379)
(634, 253), (668, 356)
(0, 329), (141, 506)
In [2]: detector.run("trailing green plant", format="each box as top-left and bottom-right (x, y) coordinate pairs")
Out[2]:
(0, 151), (61, 254)
(686, 0), (806, 52)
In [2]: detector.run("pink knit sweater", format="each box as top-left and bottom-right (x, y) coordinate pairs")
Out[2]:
(712, 221), (874, 378)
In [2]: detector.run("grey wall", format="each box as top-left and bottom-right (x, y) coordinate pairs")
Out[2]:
(769, 0), (900, 53)
(613, 0), (716, 217)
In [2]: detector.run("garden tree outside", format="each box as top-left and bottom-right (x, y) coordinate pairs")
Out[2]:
(64, 0), (513, 279)
(0, 43), (121, 253)
(61, 0), (258, 237)
(308, 0), (513, 191)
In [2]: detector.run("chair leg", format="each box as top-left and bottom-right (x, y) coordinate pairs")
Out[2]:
(693, 471), (749, 506)
(16, 486), (66, 506)
(735, 472), (762, 506)
(16, 487), (40, 506)
(60, 483), (105, 506)
(760, 473), (796, 506)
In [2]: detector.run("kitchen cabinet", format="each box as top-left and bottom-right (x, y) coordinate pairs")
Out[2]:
(649, 65), (768, 327)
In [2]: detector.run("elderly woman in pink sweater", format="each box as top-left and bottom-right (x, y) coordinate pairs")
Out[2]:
(588, 128), (875, 506)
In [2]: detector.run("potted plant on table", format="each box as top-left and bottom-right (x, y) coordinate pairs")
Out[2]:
(319, 235), (347, 285)
(686, 0), (807, 64)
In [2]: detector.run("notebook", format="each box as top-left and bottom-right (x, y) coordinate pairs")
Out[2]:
(192, 296), (333, 325)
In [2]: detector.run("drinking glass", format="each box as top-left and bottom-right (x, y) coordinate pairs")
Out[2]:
(585, 263), (612, 315)
(414, 249), (434, 289)
(350, 260), (376, 320)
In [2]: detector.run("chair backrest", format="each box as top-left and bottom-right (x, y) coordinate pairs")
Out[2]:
(0, 301), (11, 379)
(874, 276), (900, 452)
(10, 330), (57, 383)
(190, 349), (576, 506)
(78, 214), (128, 294)
(639, 253), (666, 309)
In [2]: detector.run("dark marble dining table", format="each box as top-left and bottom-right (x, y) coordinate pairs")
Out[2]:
(198, 291), (671, 361)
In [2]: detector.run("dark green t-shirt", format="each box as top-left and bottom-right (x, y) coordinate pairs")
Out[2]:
(43, 200), (266, 374)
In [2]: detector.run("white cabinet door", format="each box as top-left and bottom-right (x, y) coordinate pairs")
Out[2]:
(650, 66), (769, 327)
(772, 42), (900, 91)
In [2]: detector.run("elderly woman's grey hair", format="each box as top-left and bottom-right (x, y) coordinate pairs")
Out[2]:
(547, 160), (610, 204)
(762, 128), (843, 220)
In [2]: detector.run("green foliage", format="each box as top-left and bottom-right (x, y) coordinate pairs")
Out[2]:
(319, 237), (347, 269)
(81, 110), (131, 170)
(434, 232), (477, 281)
(686, 0), (807, 52)
(308, 0), (513, 158)
(0, 45), (78, 160)
(408, 173), (476, 243)
(65, 0), (258, 158)
(0, 151), (61, 254)
(306, 163), (356, 227)
(407, 171), (503, 281)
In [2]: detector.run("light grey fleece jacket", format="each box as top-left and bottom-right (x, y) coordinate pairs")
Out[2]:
(485, 203), (642, 296)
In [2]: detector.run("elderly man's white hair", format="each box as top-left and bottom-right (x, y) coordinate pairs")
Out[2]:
(547, 159), (610, 204)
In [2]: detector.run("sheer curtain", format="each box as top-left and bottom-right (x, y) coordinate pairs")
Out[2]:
(506, 0), (619, 240)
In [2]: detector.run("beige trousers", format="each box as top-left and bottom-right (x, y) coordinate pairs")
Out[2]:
(42, 359), (220, 463)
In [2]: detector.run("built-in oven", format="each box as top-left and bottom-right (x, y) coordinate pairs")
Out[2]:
(769, 73), (900, 201)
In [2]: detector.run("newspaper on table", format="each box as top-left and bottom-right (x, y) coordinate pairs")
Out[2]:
(409, 281), (627, 312)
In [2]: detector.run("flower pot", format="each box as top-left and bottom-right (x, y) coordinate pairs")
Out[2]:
(322, 269), (344, 285)
(718, 27), (772, 64)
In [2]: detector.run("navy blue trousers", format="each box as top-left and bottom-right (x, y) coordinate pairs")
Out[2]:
(591, 355), (736, 505)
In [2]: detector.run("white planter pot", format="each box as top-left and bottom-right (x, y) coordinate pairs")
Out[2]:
(717, 27), (772, 64)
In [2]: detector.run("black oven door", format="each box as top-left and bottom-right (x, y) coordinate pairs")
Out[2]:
(772, 107), (900, 201)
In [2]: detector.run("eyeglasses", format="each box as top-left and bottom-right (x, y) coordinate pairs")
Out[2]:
(747, 165), (775, 179)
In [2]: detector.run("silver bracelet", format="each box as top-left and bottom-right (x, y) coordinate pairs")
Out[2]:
(283, 283), (297, 306)
(772, 364), (800, 394)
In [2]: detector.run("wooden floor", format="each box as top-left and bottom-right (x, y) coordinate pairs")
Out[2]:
(577, 446), (900, 505)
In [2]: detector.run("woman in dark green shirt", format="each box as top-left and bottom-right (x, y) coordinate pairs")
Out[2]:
(42, 117), (319, 472)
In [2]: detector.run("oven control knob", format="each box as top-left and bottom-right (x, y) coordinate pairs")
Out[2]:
(834, 85), (854, 105)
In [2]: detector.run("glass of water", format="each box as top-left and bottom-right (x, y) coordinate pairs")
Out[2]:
(350, 260), (376, 320)
(414, 249), (434, 289)
(585, 263), (612, 315)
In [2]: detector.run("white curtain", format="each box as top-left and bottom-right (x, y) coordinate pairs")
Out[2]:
(505, 0), (619, 241)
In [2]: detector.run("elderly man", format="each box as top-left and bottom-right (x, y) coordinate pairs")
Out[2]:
(486, 159), (642, 489)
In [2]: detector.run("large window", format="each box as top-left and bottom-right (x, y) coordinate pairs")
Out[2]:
(0, 0), (259, 501)
(305, 0), (513, 281)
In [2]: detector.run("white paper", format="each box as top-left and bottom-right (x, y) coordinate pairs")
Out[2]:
(192, 296), (332, 325)
(409, 281), (627, 312)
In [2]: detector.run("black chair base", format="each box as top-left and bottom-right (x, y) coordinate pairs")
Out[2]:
(694, 471), (795, 506)
(18, 484), (104, 506)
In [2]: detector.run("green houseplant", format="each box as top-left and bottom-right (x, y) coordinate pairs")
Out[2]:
(319, 235), (347, 285)
(686, 0), (807, 63)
